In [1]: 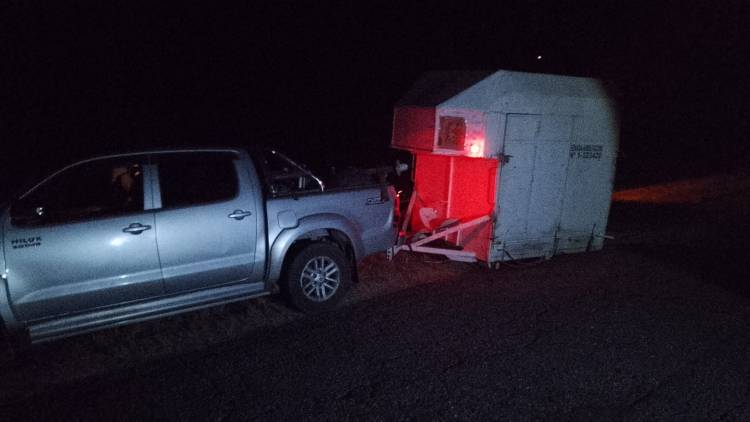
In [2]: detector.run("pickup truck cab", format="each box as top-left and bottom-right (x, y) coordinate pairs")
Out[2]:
(0, 148), (397, 343)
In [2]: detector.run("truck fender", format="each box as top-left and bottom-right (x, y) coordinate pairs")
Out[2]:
(267, 213), (364, 283)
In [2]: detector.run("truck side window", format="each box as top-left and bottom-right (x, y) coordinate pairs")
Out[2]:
(11, 157), (145, 226)
(156, 152), (239, 209)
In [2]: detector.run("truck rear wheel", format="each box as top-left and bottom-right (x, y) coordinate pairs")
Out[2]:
(283, 242), (351, 313)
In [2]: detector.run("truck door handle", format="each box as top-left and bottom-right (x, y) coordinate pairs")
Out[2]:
(228, 210), (252, 220)
(122, 223), (152, 234)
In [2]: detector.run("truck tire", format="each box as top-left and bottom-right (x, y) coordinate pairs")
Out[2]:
(283, 242), (351, 313)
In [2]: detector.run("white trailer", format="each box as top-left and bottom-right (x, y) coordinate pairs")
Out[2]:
(390, 70), (619, 266)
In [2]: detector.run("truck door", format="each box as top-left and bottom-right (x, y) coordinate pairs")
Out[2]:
(152, 152), (258, 293)
(495, 114), (571, 259)
(3, 155), (164, 322)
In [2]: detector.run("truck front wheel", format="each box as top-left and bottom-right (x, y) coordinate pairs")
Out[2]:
(283, 242), (351, 313)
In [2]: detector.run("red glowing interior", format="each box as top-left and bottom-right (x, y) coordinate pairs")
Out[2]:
(410, 153), (498, 261)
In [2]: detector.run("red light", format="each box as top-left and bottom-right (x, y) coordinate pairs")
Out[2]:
(467, 139), (484, 157)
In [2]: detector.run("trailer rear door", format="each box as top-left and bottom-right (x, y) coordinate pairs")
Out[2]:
(495, 114), (572, 259)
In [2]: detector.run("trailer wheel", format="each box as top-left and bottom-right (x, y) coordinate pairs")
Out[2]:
(282, 242), (351, 313)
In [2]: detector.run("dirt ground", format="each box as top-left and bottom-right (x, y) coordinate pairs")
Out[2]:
(0, 182), (749, 420)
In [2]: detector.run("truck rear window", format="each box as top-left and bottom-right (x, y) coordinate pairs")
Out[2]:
(155, 152), (238, 208)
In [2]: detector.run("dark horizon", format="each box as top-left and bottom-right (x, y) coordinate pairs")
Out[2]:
(3, 2), (750, 199)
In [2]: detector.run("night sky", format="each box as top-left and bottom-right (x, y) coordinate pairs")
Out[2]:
(3, 2), (749, 200)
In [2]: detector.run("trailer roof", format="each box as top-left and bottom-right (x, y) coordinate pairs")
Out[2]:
(395, 71), (493, 107)
(396, 70), (608, 108)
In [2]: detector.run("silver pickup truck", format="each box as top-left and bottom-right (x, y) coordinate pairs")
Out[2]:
(0, 148), (397, 343)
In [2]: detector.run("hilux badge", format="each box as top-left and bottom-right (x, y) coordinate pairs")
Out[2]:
(11, 237), (42, 249)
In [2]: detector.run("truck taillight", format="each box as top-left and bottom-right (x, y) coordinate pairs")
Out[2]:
(388, 186), (401, 225)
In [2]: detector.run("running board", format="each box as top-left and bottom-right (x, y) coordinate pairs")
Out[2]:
(28, 282), (268, 343)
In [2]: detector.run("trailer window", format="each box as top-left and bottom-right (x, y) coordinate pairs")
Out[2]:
(437, 116), (466, 150)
